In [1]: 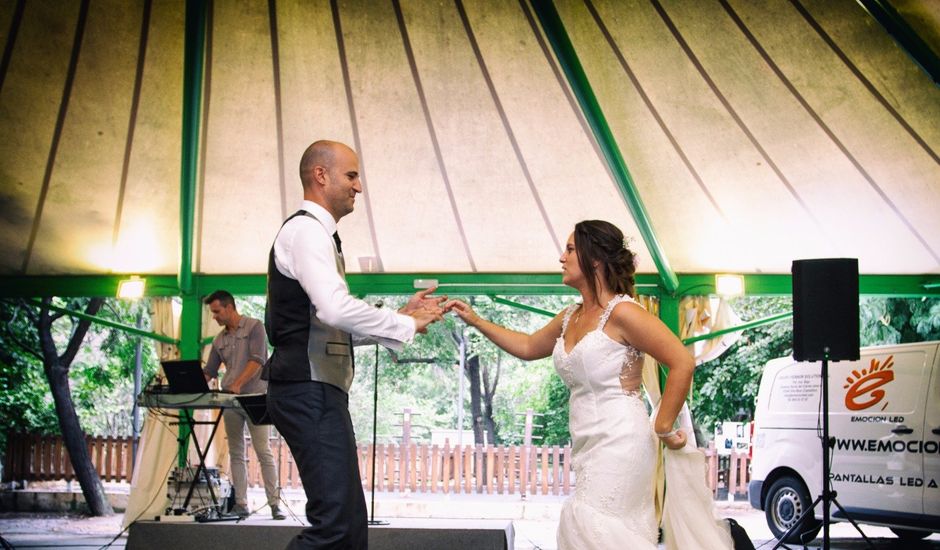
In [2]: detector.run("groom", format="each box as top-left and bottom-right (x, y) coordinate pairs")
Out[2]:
(264, 140), (444, 549)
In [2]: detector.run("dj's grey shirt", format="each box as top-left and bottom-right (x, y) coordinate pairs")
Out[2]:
(204, 316), (268, 394)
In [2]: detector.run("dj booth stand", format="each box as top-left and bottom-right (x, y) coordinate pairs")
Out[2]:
(172, 408), (226, 514)
(137, 390), (253, 521)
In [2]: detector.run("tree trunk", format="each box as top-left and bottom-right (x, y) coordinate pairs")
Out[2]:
(465, 354), (485, 446)
(38, 298), (113, 516)
(481, 354), (500, 445)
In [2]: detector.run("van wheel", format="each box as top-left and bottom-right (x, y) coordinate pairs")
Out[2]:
(890, 528), (929, 541)
(764, 476), (822, 544)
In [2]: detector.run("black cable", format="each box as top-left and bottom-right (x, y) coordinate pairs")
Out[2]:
(97, 447), (176, 549)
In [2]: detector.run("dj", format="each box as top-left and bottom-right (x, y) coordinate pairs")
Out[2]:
(203, 289), (286, 520)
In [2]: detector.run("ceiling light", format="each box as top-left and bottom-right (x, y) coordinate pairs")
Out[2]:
(117, 276), (146, 299)
(715, 274), (745, 297)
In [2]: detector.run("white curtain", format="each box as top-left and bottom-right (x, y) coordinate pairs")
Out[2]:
(680, 296), (743, 366)
(642, 356), (733, 549)
(199, 305), (228, 476)
(122, 298), (179, 527)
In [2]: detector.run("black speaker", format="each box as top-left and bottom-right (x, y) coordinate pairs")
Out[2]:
(792, 258), (860, 362)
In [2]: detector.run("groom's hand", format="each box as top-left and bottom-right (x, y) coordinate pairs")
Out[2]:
(410, 306), (444, 334)
(400, 287), (447, 315)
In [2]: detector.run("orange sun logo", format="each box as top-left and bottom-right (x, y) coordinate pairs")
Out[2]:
(843, 356), (895, 411)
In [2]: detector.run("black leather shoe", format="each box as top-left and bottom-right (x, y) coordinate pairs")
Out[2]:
(271, 505), (286, 520)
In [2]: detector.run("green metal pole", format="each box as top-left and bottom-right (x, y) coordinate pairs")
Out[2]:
(177, 0), (208, 470)
(530, 0), (679, 294)
(681, 310), (792, 346)
(658, 293), (681, 391)
(179, 0), (205, 298)
(490, 296), (556, 318)
(19, 298), (179, 344)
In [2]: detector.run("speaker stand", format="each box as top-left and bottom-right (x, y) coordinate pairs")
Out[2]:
(773, 352), (874, 550)
(368, 342), (388, 526)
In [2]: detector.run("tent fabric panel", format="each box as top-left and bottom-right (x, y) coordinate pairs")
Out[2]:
(730, 0), (940, 266)
(460, 0), (648, 270)
(804, 0), (940, 153)
(198, 0), (284, 275)
(592, 0), (831, 269)
(29, 1), (144, 275)
(557, 0), (940, 274)
(115, 1), (186, 276)
(272, 0), (350, 228)
(552, 0), (785, 274)
(397, 0), (568, 272)
(659, 0), (937, 274)
(337, 0), (477, 273)
(0, 1), (81, 274)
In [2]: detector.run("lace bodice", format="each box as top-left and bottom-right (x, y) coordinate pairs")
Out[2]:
(554, 294), (644, 397)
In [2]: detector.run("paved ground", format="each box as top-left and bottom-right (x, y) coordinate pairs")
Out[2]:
(1, 490), (938, 549)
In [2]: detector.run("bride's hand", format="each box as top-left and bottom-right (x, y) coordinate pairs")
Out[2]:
(658, 429), (687, 450)
(444, 299), (480, 326)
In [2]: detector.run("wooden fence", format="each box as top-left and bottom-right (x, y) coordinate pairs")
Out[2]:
(3, 433), (135, 483)
(4, 433), (750, 500)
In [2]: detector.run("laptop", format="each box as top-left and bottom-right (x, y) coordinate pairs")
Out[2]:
(162, 360), (211, 394)
(236, 394), (272, 425)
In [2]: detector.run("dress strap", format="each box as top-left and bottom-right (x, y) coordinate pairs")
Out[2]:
(560, 303), (580, 337)
(598, 294), (635, 331)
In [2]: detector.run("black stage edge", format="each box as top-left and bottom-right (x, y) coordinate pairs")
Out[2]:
(127, 517), (513, 550)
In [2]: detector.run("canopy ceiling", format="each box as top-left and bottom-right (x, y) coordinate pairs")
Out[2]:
(1, 0), (939, 283)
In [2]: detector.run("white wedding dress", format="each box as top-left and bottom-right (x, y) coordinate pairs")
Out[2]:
(553, 295), (734, 550)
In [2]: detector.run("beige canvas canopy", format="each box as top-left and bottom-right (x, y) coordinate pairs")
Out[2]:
(1, 0), (938, 285)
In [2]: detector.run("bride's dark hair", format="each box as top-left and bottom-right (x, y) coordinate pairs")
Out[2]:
(573, 220), (637, 301)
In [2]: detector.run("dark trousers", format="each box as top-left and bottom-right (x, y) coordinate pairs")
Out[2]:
(267, 380), (367, 549)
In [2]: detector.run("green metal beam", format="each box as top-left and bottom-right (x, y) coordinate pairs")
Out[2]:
(2, 273), (938, 299)
(176, 0), (209, 470)
(681, 310), (792, 346)
(489, 296), (556, 318)
(14, 298), (180, 345)
(0, 275), (181, 298)
(530, 0), (679, 295)
(179, 0), (206, 297)
(675, 274), (940, 297)
(857, 0), (940, 84)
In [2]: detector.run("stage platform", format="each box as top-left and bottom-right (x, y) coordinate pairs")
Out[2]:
(127, 516), (513, 550)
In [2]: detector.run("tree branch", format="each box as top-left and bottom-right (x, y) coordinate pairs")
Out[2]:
(14, 298), (38, 324)
(37, 298), (59, 363)
(60, 298), (104, 366)
(0, 304), (42, 361)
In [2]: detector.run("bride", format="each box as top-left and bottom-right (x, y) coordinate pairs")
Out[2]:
(445, 220), (733, 549)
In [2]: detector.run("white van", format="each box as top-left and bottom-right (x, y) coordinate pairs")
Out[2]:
(748, 341), (940, 543)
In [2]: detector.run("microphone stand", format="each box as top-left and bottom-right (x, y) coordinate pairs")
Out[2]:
(368, 302), (388, 526)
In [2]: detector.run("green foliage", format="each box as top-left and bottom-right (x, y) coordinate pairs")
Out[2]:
(534, 371), (571, 446)
(860, 297), (940, 346)
(690, 297), (793, 436)
(691, 296), (940, 440)
(0, 298), (159, 445)
(347, 294), (573, 447)
(0, 302), (59, 445)
(4, 290), (934, 461)
(68, 299), (159, 436)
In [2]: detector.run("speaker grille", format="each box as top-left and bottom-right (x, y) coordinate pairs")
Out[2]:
(792, 258), (860, 362)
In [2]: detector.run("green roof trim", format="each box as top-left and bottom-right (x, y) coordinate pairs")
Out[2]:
(1, 273), (937, 298)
